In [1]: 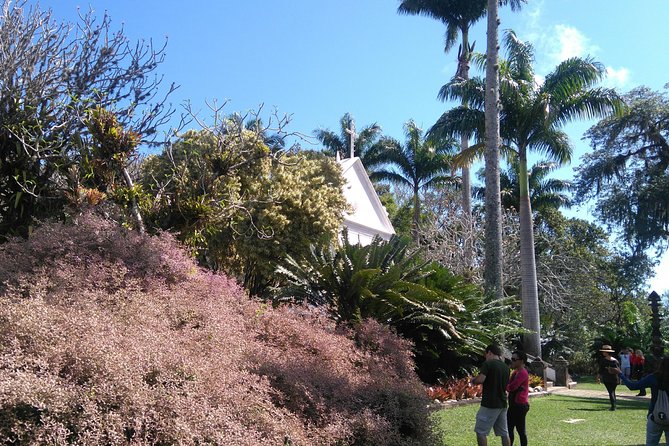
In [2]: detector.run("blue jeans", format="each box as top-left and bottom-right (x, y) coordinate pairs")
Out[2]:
(647, 415), (669, 445)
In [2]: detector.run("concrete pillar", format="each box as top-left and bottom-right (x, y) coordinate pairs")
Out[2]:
(554, 356), (570, 387)
(528, 358), (547, 386)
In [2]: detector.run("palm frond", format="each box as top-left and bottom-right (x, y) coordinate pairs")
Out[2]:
(503, 29), (535, 82)
(451, 142), (483, 168)
(552, 87), (623, 127)
(542, 57), (606, 101)
(528, 128), (572, 164)
(437, 77), (486, 108)
(429, 107), (485, 143)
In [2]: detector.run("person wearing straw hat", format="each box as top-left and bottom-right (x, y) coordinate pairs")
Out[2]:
(598, 344), (620, 411)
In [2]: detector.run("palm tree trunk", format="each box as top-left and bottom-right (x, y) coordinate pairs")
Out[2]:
(461, 138), (473, 272)
(483, 0), (504, 299)
(518, 151), (541, 357)
(459, 27), (474, 272)
(412, 186), (420, 241)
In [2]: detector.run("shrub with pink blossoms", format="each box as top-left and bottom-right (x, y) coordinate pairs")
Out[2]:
(0, 214), (436, 445)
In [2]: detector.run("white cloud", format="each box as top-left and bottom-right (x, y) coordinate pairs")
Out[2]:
(522, 0), (545, 40)
(551, 25), (598, 62)
(604, 66), (631, 89)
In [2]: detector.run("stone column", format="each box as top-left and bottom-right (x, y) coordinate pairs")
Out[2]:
(554, 356), (570, 387)
(649, 291), (663, 353)
(528, 358), (546, 387)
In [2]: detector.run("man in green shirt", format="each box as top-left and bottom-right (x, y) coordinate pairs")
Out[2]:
(471, 344), (511, 446)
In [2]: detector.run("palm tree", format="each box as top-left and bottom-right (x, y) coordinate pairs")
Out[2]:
(475, 160), (573, 214)
(275, 232), (522, 370)
(313, 113), (382, 163)
(365, 120), (457, 240)
(398, 0), (525, 278)
(398, 0), (485, 232)
(431, 30), (622, 356)
(483, 0), (504, 304)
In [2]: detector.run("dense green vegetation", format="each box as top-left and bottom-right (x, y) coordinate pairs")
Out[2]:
(1, 0), (669, 443)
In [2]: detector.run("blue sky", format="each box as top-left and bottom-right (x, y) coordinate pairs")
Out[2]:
(38, 0), (669, 292)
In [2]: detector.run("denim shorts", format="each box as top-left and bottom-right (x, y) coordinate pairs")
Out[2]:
(475, 406), (509, 437)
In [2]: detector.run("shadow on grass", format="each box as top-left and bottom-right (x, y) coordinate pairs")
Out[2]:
(550, 394), (648, 412)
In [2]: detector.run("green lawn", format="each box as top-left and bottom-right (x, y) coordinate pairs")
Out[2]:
(433, 383), (650, 446)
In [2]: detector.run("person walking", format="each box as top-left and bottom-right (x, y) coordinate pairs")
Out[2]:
(506, 350), (530, 446)
(598, 344), (620, 411)
(617, 357), (669, 445)
(471, 344), (511, 446)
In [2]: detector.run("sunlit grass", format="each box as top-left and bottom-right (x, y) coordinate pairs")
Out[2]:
(433, 385), (649, 446)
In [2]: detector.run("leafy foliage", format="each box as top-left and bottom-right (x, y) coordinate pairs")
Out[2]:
(77, 107), (147, 232)
(575, 86), (669, 253)
(141, 125), (348, 296)
(397, 0), (527, 53)
(313, 112), (383, 163)
(365, 120), (458, 238)
(426, 377), (482, 402)
(277, 233), (442, 323)
(474, 159), (573, 214)
(431, 29), (621, 355)
(276, 233), (518, 381)
(531, 211), (654, 359)
(0, 215), (437, 445)
(0, 1), (174, 239)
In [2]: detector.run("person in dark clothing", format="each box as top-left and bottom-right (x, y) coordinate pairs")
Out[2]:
(598, 344), (620, 411)
(506, 350), (529, 446)
(640, 347), (665, 397)
(472, 344), (511, 446)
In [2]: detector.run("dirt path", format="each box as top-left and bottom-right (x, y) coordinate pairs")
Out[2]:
(436, 385), (650, 409)
(549, 386), (649, 403)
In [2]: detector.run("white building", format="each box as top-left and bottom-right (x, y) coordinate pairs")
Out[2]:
(337, 155), (395, 246)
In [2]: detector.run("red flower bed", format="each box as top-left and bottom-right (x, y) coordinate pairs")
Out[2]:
(427, 377), (482, 401)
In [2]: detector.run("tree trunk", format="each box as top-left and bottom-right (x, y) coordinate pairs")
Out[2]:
(518, 150), (541, 357)
(121, 166), (145, 234)
(459, 26), (474, 273)
(483, 0), (504, 300)
(412, 187), (421, 241)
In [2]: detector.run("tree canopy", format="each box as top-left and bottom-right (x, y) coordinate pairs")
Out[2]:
(575, 86), (669, 254)
(365, 120), (457, 239)
(0, 0), (175, 239)
(141, 122), (348, 296)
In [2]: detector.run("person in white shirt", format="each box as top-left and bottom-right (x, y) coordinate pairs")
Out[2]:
(620, 347), (632, 378)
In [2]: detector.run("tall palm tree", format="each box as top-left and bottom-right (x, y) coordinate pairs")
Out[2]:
(431, 30), (622, 356)
(484, 0), (504, 304)
(313, 113), (382, 163)
(365, 120), (456, 240)
(398, 0), (525, 276)
(398, 0), (485, 236)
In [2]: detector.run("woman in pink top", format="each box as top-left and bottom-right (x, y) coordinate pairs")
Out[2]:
(507, 350), (530, 446)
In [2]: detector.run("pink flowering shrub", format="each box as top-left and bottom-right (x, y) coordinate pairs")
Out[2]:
(0, 215), (436, 445)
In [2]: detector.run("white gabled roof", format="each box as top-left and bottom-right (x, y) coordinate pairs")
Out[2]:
(337, 156), (395, 245)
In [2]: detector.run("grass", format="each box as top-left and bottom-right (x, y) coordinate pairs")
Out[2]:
(432, 378), (650, 446)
